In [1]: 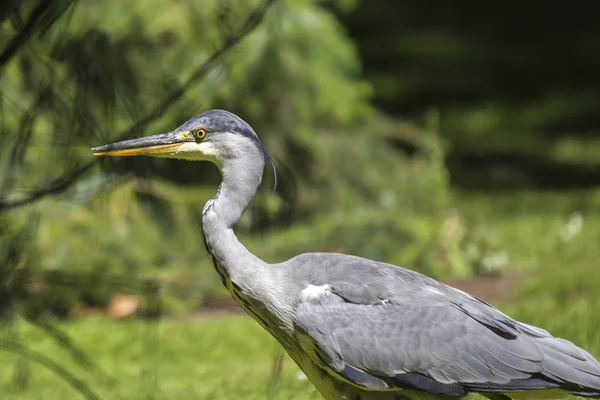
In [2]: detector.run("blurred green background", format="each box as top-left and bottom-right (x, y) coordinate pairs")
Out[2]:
(1, 0), (599, 399)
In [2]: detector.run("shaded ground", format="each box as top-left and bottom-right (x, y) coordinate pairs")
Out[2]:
(446, 272), (520, 304)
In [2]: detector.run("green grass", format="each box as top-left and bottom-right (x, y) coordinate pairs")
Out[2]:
(0, 316), (321, 400)
(454, 189), (600, 271)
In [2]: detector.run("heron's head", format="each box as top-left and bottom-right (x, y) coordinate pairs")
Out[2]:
(92, 109), (276, 183)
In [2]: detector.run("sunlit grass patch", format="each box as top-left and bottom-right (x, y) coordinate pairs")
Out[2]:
(0, 316), (320, 400)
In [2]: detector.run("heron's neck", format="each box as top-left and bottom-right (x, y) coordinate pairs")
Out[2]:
(201, 157), (267, 284)
(200, 154), (294, 334)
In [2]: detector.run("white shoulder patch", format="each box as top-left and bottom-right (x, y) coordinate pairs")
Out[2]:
(300, 284), (332, 303)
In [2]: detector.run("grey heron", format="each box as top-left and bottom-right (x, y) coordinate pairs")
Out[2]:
(92, 109), (600, 400)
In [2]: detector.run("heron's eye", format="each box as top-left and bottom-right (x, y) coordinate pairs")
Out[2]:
(193, 128), (207, 140)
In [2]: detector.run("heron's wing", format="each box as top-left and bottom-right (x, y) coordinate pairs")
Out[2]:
(294, 282), (600, 397)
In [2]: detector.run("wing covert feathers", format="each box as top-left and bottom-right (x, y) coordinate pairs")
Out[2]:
(294, 281), (600, 398)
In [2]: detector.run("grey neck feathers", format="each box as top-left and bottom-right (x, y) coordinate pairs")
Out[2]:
(201, 136), (294, 331)
(201, 136), (268, 285)
(211, 154), (263, 228)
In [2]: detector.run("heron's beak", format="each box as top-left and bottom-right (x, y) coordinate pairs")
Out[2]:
(92, 131), (192, 157)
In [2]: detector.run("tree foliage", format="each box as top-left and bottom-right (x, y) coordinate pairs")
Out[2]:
(0, 0), (454, 320)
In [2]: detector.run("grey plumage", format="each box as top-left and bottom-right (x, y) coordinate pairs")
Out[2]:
(92, 109), (600, 400)
(290, 254), (600, 396)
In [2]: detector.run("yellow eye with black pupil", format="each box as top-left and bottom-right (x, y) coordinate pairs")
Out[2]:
(193, 128), (206, 140)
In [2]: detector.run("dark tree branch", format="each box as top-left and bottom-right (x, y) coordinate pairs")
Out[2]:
(114, 0), (277, 138)
(0, 0), (75, 68)
(0, 0), (277, 212)
(0, 87), (54, 195)
(13, 269), (198, 302)
(0, 163), (94, 211)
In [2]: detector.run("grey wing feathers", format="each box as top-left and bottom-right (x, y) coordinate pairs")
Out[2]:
(294, 281), (600, 398)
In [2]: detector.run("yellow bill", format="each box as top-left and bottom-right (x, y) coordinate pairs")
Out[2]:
(92, 131), (192, 157)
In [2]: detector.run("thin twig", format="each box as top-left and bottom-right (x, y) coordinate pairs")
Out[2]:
(23, 313), (120, 391)
(0, 341), (102, 400)
(268, 347), (285, 399)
